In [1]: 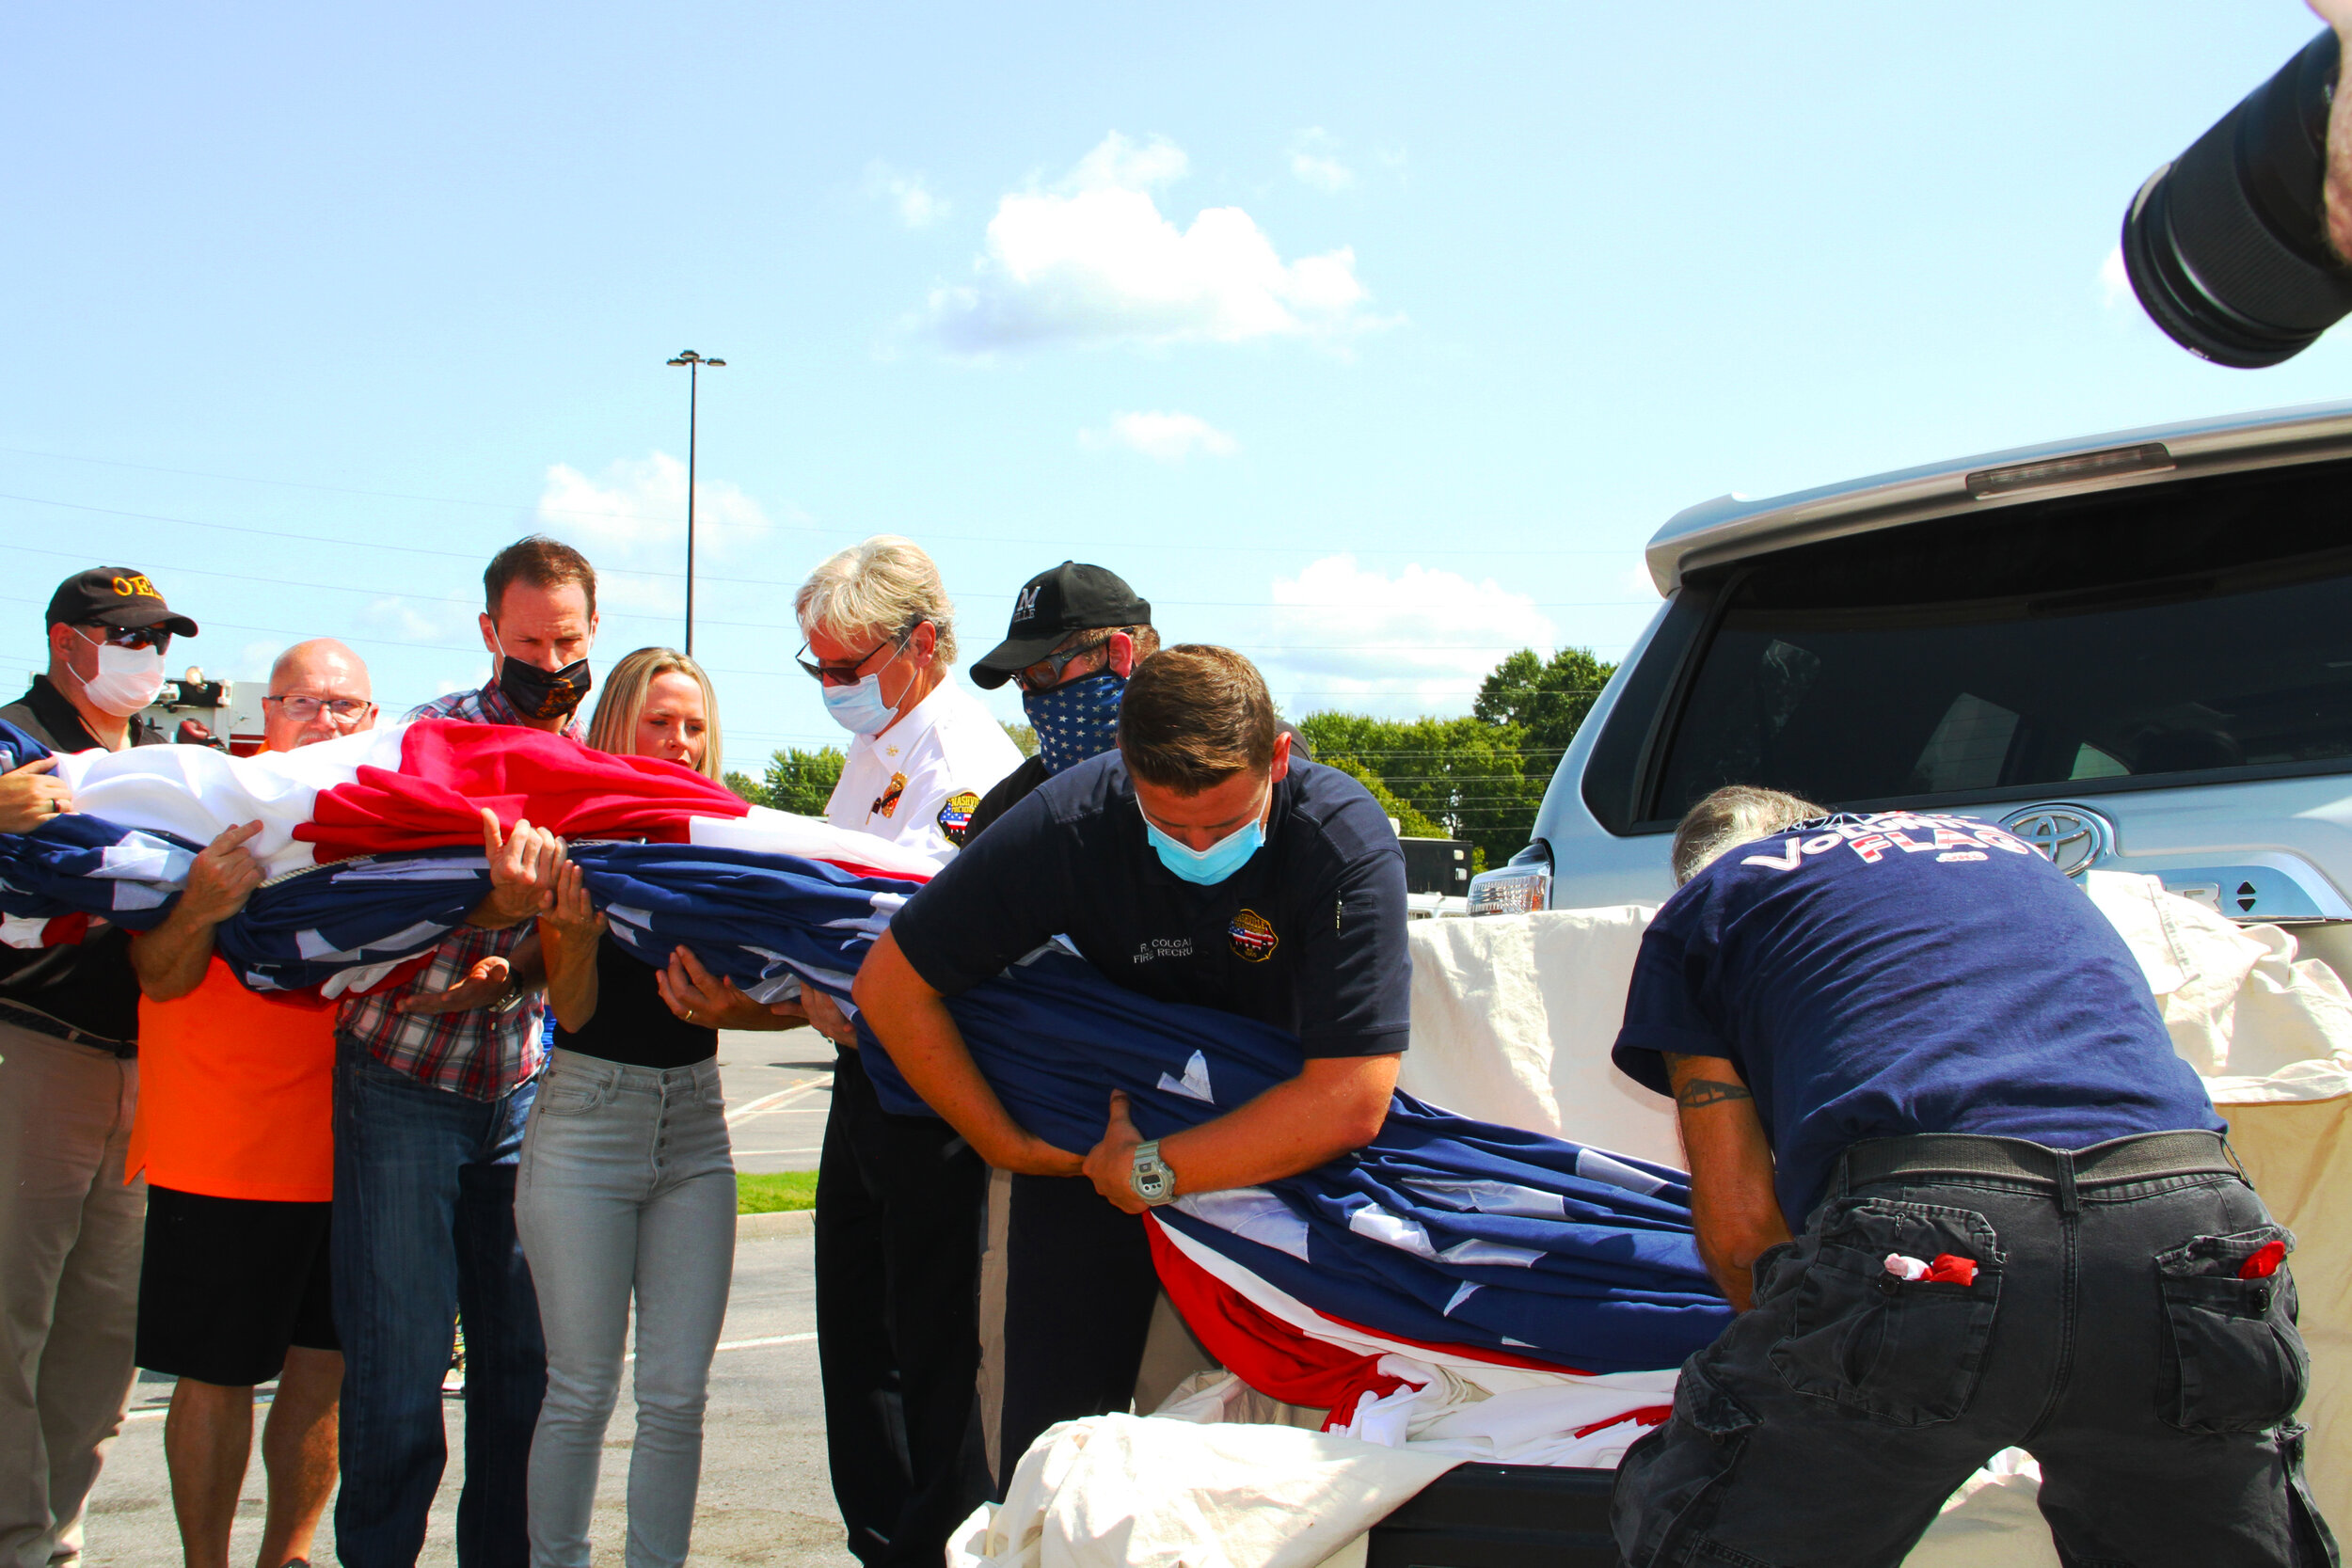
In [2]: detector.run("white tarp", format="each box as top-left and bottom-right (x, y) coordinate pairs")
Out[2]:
(1397, 905), (1677, 1165)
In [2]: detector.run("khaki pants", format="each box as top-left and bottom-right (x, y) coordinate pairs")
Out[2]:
(0, 1022), (143, 1568)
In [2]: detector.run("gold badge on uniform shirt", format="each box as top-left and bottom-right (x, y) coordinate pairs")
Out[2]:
(937, 789), (979, 847)
(1228, 908), (1278, 962)
(873, 772), (907, 818)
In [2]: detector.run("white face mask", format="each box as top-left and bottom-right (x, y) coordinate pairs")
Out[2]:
(80, 641), (167, 717)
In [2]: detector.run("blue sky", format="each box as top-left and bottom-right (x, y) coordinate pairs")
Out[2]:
(5, 2), (2348, 768)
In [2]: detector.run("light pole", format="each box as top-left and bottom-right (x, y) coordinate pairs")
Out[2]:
(665, 350), (725, 655)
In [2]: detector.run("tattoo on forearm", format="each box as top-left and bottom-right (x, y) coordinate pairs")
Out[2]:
(1676, 1078), (1754, 1109)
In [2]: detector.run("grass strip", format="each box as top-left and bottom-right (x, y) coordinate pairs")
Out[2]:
(739, 1171), (818, 1214)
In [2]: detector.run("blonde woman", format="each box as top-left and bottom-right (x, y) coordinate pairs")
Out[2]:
(515, 647), (735, 1568)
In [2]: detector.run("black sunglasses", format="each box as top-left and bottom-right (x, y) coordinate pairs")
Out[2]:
(1014, 639), (1111, 694)
(795, 622), (920, 687)
(82, 623), (171, 654)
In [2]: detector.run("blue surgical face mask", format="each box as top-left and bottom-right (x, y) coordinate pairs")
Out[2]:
(1145, 811), (1265, 886)
(1023, 671), (1126, 775)
(822, 671), (898, 736)
(819, 638), (911, 737)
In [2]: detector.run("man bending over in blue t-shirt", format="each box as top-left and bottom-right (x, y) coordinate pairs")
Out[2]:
(1608, 784), (2333, 1568)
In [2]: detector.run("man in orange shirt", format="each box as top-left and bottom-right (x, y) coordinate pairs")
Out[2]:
(127, 640), (373, 1568)
(125, 641), (560, 1568)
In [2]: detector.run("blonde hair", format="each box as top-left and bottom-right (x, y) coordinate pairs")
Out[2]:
(794, 535), (958, 663)
(1671, 784), (1825, 885)
(585, 647), (723, 781)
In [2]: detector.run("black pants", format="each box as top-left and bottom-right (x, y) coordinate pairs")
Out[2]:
(815, 1048), (990, 1568)
(994, 1172), (1162, 1496)
(1613, 1132), (2338, 1567)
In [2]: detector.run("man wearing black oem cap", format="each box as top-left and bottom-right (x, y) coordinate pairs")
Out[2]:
(961, 562), (1163, 1491)
(0, 567), (196, 1568)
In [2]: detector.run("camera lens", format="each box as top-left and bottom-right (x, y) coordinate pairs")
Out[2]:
(2123, 30), (2352, 368)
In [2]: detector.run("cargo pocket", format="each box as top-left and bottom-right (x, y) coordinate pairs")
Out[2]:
(2154, 1226), (2308, 1434)
(1611, 1357), (1758, 1568)
(1769, 1198), (2003, 1426)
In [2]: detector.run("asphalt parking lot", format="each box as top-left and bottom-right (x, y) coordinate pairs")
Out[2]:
(83, 1027), (860, 1568)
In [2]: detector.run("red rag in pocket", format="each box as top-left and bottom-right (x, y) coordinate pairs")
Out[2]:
(2239, 1240), (2286, 1280)
(1921, 1254), (1978, 1287)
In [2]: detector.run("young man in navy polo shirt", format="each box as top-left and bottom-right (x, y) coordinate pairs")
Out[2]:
(852, 641), (1409, 1341)
(1609, 785), (2331, 1567)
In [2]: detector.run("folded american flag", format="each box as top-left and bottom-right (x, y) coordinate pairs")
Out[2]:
(0, 717), (1728, 1391)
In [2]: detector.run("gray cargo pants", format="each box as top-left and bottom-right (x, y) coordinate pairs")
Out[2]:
(0, 1022), (143, 1568)
(1612, 1130), (2336, 1567)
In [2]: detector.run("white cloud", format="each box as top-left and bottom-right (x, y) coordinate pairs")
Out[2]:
(1256, 554), (1557, 719)
(866, 161), (948, 229)
(2098, 244), (2132, 310)
(532, 451), (804, 629)
(923, 131), (1378, 354)
(1080, 410), (1239, 461)
(359, 594), (470, 646)
(1288, 128), (1355, 193)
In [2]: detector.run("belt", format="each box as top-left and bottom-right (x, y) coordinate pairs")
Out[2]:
(1841, 1130), (2238, 1195)
(0, 999), (136, 1057)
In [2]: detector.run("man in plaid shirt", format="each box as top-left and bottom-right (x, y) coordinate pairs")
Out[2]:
(331, 536), (597, 1568)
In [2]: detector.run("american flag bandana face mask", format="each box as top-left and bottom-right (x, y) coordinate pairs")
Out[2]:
(1022, 670), (1125, 776)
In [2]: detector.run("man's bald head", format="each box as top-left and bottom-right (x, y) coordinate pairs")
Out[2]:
(263, 639), (376, 752)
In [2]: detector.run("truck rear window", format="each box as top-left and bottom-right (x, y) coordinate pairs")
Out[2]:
(1645, 459), (2352, 821)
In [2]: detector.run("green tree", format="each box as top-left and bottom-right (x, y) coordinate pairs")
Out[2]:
(1325, 756), (1448, 839)
(1297, 713), (1542, 869)
(727, 746), (847, 816)
(1473, 646), (1617, 774)
(1002, 721), (1038, 758)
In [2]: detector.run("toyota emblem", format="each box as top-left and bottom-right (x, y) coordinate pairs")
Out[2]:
(1996, 803), (2116, 879)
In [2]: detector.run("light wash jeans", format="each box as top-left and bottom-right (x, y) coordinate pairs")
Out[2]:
(514, 1049), (736, 1568)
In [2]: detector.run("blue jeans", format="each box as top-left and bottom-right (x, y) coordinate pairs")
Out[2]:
(514, 1050), (735, 1568)
(332, 1035), (546, 1568)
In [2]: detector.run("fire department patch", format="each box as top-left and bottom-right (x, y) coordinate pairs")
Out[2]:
(937, 789), (980, 847)
(872, 772), (907, 818)
(1228, 908), (1278, 963)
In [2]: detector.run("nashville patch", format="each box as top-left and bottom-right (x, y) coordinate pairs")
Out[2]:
(872, 772), (907, 819)
(937, 789), (980, 847)
(1228, 908), (1278, 963)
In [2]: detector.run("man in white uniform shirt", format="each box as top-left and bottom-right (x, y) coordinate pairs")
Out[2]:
(790, 537), (1019, 1568)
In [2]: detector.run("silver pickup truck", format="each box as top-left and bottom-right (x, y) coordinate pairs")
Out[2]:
(1468, 397), (2352, 982)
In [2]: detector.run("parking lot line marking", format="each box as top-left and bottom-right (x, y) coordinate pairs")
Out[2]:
(626, 1332), (816, 1362)
(725, 1078), (825, 1128)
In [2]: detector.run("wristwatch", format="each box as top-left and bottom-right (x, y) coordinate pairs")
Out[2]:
(1130, 1140), (1178, 1206)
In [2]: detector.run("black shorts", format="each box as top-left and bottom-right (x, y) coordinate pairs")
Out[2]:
(136, 1185), (339, 1387)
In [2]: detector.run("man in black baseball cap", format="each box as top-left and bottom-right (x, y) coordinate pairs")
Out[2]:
(0, 565), (197, 1567)
(14, 567), (199, 759)
(961, 562), (1166, 1497)
(966, 562), (1155, 839)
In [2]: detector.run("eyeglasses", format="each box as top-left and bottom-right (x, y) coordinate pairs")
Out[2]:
(1014, 639), (1109, 695)
(79, 624), (171, 654)
(796, 622), (920, 687)
(263, 695), (373, 722)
